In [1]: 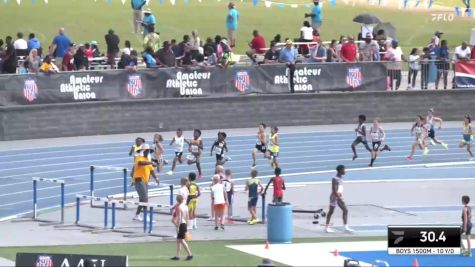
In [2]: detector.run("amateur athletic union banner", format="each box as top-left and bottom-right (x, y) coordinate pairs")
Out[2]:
(0, 63), (388, 106)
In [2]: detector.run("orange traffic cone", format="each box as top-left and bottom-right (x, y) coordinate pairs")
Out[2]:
(413, 258), (419, 267)
(265, 241), (270, 249)
(333, 249), (339, 256)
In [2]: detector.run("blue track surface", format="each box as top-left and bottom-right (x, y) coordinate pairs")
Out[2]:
(340, 249), (475, 267)
(1, 127), (474, 219)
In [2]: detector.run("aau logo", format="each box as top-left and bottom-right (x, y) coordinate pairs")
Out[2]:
(234, 71), (250, 92)
(35, 255), (53, 267)
(346, 67), (363, 89)
(127, 74), (143, 97)
(23, 78), (39, 102)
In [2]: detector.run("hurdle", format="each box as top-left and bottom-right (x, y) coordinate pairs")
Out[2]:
(108, 199), (172, 237)
(55, 194), (111, 231)
(90, 165), (128, 209)
(13, 177), (65, 225)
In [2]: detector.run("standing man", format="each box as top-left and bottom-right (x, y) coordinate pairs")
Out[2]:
(131, 0), (147, 34)
(142, 8), (157, 36)
(49, 27), (71, 69)
(13, 32), (28, 50)
(340, 35), (357, 63)
(324, 165), (354, 233)
(105, 29), (120, 68)
(305, 0), (322, 33)
(226, 2), (240, 48)
(132, 144), (159, 221)
(278, 40), (298, 93)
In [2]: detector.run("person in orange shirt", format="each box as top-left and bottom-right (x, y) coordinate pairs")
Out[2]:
(132, 143), (159, 221)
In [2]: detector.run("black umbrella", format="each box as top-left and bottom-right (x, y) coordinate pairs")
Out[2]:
(374, 22), (397, 39)
(353, 14), (382, 24)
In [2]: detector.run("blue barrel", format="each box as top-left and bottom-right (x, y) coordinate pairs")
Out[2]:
(267, 203), (293, 243)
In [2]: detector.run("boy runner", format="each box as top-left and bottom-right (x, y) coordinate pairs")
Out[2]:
(210, 131), (229, 166)
(211, 175), (228, 230)
(167, 129), (188, 176)
(170, 194), (193, 261)
(245, 170), (263, 225)
(351, 114), (371, 160)
(187, 129), (204, 179)
(325, 165), (354, 233)
(187, 173), (200, 230)
(252, 123), (267, 169)
(263, 167), (286, 204)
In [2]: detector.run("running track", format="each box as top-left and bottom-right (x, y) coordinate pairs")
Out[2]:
(1, 127), (475, 220)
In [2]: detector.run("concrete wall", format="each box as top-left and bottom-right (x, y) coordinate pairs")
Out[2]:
(1, 90), (474, 141)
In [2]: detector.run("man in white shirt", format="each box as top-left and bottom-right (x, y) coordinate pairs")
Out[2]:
(211, 175), (228, 231)
(13, 32), (28, 50)
(385, 40), (405, 90)
(453, 41), (471, 63)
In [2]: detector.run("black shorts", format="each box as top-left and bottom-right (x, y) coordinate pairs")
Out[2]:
(227, 191), (233, 205)
(255, 144), (266, 153)
(463, 223), (472, 235)
(216, 154), (224, 162)
(428, 128), (435, 139)
(372, 142), (381, 151)
(248, 197), (258, 208)
(353, 136), (368, 145)
(269, 151), (279, 158)
(175, 152), (183, 158)
(177, 223), (187, 239)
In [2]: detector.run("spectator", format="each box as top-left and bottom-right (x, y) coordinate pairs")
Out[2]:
(213, 35), (222, 53)
(177, 35), (191, 58)
(27, 33), (41, 54)
(123, 40), (133, 56)
(278, 39), (298, 93)
(360, 33), (379, 62)
(378, 38), (387, 62)
(203, 38), (214, 55)
(13, 32), (28, 50)
(385, 39), (404, 90)
(121, 49), (139, 71)
(18, 60), (28, 74)
(374, 29), (387, 42)
(74, 45), (89, 70)
(131, 0), (147, 34)
(204, 46), (218, 66)
(142, 8), (157, 36)
(453, 41), (471, 63)
(49, 27), (71, 67)
(143, 47), (157, 68)
(340, 35), (357, 63)
(144, 32), (160, 52)
(26, 48), (42, 74)
(84, 43), (93, 58)
(264, 41), (280, 64)
(326, 39), (338, 62)
(407, 48), (420, 90)
(427, 36), (438, 54)
(433, 31), (443, 47)
(157, 41), (176, 67)
(435, 40), (450, 90)
(226, 2), (240, 48)
(61, 46), (76, 71)
(309, 39), (326, 63)
(217, 39), (234, 68)
(90, 41), (101, 58)
(2, 36), (17, 74)
(171, 39), (180, 57)
(305, 0), (322, 32)
(335, 35), (347, 61)
(300, 21), (313, 42)
(180, 43), (194, 67)
(0, 39), (4, 56)
(39, 55), (59, 73)
(191, 30), (201, 58)
(371, 41), (381, 61)
(105, 29), (120, 68)
(420, 47), (431, 90)
(246, 30), (266, 63)
(471, 44), (475, 60)
(273, 34), (282, 44)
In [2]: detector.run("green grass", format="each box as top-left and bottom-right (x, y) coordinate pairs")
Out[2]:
(0, 0), (471, 55)
(0, 236), (385, 266)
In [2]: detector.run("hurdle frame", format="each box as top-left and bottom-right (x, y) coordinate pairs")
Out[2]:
(55, 194), (111, 231)
(90, 165), (128, 210)
(13, 177), (65, 225)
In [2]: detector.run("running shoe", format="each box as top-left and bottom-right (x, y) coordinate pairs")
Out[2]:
(224, 156), (232, 162)
(185, 256), (194, 261)
(133, 215), (143, 222)
(430, 139), (436, 146)
(344, 226), (355, 233)
(442, 143), (449, 150)
(170, 257), (180, 261)
(352, 155), (357, 161)
(406, 156), (413, 161)
(247, 218), (253, 224)
(325, 227), (335, 233)
(186, 154), (194, 160)
(227, 220), (235, 225)
(214, 226), (219, 230)
(252, 218), (260, 224)
(251, 164), (256, 170)
(423, 147), (429, 155)
(197, 174), (203, 179)
(207, 217), (215, 221)
(164, 160), (169, 165)
(220, 224), (225, 230)
(470, 157), (474, 161)
(462, 251), (472, 257)
(166, 171), (173, 176)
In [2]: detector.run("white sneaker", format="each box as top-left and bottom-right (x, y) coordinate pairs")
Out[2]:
(325, 227), (335, 233)
(133, 215), (143, 222)
(225, 156), (232, 162)
(344, 226), (355, 233)
(166, 170), (173, 176)
(469, 157), (474, 161)
(207, 217), (215, 221)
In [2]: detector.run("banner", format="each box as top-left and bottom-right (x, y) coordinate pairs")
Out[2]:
(0, 63), (387, 106)
(454, 61), (475, 88)
(15, 253), (127, 267)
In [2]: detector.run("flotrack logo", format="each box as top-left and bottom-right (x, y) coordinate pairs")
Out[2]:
(274, 67), (322, 92)
(60, 75), (104, 100)
(165, 71), (211, 96)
